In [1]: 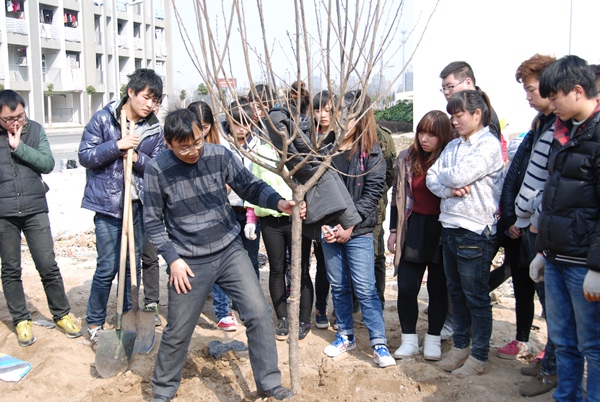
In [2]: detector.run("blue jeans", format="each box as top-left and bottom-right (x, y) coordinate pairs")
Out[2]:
(545, 261), (600, 402)
(0, 213), (71, 325)
(442, 227), (495, 362)
(321, 233), (387, 347)
(152, 239), (280, 397)
(86, 203), (144, 326)
(212, 284), (231, 320)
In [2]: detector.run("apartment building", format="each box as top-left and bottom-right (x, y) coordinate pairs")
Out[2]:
(0, 0), (172, 127)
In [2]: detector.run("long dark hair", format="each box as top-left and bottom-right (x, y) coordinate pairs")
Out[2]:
(187, 101), (220, 144)
(408, 110), (453, 176)
(342, 90), (377, 158)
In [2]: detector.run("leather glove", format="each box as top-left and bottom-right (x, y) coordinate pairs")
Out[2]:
(583, 270), (600, 302)
(529, 253), (545, 283)
(244, 223), (257, 240)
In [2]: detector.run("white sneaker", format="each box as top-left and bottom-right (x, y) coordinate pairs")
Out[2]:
(324, 334), (356, 357)
(374, 345), (396, 368)
(440, 321), (454, 340)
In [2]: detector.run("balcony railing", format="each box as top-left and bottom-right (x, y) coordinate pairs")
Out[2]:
(133, 38), (143, 50)
(40, 24), (61, 40)
(64, 27), (82, 43)
(45, 108), (75, 123)
(9, 65), (29, 82)
(117, 35), (130, 49)
(0, 65), (4, 80)
(43, 68), (62, 84)
(94, 31), (102, 45)
(6, 18), (28, 35)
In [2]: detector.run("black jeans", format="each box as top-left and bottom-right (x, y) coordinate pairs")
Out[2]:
(0, 213), (71, 325)
(141, 238), (160, 305)
(260, 216), (314, 323)
(313, 241), (329, 313)
(397, 258), (448, 335)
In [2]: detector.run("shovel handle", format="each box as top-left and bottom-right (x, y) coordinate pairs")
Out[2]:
(116, 111), (135, 329)
(128, 196), (137, 289)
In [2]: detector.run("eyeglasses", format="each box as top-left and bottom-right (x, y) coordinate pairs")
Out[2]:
(0, 113), (26, 125)
(440, 79), (466, 94)
(178, 140), (204, 156)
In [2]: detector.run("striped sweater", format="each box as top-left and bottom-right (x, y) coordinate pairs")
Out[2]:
(514, 127), (554, 229)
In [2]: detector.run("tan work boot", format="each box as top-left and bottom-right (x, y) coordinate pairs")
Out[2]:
(438, 346), (470, 372)
(452, 355), (490, 376)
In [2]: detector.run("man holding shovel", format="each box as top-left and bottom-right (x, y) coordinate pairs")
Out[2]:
(79, 69), (165, 348)
(144, 109), (302, 401)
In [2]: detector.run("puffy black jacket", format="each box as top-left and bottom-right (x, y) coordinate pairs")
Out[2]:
(537, 111), (600, 272)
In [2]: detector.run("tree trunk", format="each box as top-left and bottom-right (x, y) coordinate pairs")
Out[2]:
(288, 185), (307, 393)
(88, 94), (93, 121)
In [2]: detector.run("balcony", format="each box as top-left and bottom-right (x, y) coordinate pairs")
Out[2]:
(43, 68), (62, 84)
(64, 27), (82, 42)
(133, 37), (143, 50)
(6, 18), (28, 35)
(154, 42), (167, 57)
(94, 31), (102, 45)
(9, 65), (29, 82)
(40, 24), (61, 40)
(0, 64), (5, 80)
(117, 35), (130, 49)
(96, 70), (104, 84)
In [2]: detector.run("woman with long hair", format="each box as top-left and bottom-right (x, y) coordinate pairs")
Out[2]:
(320, 90), (396, 368)
(426, 90), (504, 375)
(388, 111), (453, 361)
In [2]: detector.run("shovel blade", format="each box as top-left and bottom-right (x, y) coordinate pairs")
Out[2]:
(121, 307), (156, 354)
(94, 328), (137, 378)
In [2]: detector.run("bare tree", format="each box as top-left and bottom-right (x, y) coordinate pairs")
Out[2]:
(171, 0), (438, 393)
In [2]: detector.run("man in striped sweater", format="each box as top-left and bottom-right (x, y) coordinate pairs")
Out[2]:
(145, 109), (300, 401)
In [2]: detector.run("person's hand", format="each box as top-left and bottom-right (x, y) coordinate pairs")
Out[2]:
(508, 225), (521, 239)
(117, 134), (140, 151)
(583, 270), (600, 302)
(7, 123), (22, 149)
(321, 225), (338, 244)
(277, 199), (306, 219)
(450, 185), (471, 197)
(387, 232), (397, 254)
(335, 224), (353, 243)
(529, 253), (545, 283)
(244, 223), (257, 240)
(169, 258), (194, 294)
(529, 225), (538, 234)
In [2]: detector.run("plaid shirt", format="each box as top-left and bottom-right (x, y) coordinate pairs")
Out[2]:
(143, 143), (282, 264)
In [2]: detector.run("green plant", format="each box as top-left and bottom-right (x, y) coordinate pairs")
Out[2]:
(0, 83), (4, 91)
(120, 84), (127, 98)
(197, 83), (209, 95)
(180, 89), (187, 101)
(44, 83), (54, 97)
(374, 99), (413, 123)
(86, 85), (96, 95)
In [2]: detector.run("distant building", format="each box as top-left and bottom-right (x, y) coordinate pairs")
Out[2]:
(0, 0), (172, 127)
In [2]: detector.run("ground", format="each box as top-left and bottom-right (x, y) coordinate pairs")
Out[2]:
(0, 135), (555, 401)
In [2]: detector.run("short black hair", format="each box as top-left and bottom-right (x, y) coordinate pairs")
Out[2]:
(0, 90), (26, 112)
(164, 109), (201, 144)
(539, 55), (598, 99)
(126, 68), (163, 100)
(248, 84), (276, 109)
(228, 103), (254, 126)
(440, 61), (476, 84)
(312, 90), (338, 110)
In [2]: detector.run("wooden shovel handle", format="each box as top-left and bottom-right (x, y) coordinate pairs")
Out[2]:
(116, 111), (135, 328)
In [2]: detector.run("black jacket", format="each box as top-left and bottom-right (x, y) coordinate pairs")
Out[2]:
(537, 110), (600, 272)
(500, 113), (556, 231)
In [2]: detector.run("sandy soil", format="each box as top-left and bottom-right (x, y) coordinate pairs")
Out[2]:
(0, 141), (556, 401)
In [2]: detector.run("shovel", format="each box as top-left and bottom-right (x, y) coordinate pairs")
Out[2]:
(122, 201), (156, 354)
(94, 111), (137, 378)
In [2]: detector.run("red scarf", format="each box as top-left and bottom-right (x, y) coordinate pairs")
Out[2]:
(553, 102), (600, 145)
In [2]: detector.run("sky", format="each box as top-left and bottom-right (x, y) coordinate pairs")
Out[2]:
(170, 0), (600, 134)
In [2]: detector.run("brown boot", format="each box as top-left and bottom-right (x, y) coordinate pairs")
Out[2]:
(451, 355), (490, 376)
(438, 347), (470, 372)
(519, 372), (557, 397)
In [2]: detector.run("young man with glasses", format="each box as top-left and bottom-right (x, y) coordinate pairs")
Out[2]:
(78, 68), (165, 348)
(145, 108), (300, 401)
(0, 90), (82, 346)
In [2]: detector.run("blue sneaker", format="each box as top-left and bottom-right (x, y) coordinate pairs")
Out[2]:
(315, 310), (330, 329)
(373, 344), (396, 368)
(324, 334), (356, 357)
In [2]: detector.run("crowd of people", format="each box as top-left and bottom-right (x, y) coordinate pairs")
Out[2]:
(0, 54), (599, 402)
